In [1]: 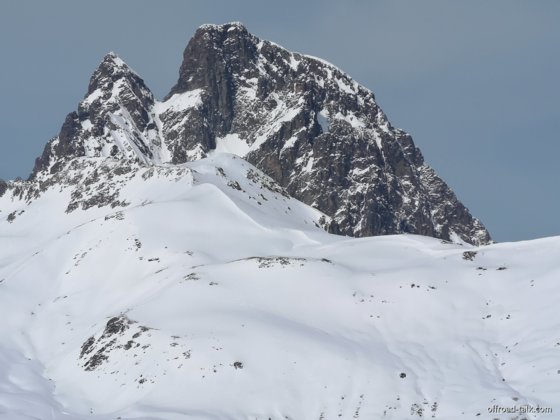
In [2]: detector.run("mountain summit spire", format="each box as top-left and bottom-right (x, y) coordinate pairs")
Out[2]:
(87, 51), (140, 95)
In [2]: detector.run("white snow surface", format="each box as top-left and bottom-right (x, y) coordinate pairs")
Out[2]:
(157, 90), (203, 113)
(317, 110), (330, 133)
(0, 154), (559, 419)
(213, 134), (251, 156)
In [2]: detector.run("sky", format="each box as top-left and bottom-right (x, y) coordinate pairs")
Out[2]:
(0, 0), (558, 242)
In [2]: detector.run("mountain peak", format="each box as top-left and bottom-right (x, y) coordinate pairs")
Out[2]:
(29, 23), (490, 244)
(167, 22), (258, 99)
(30, 51), (159, 179)
(104, 50), (119, 59)
(197, 21), (249, 34)
(87, 52), (138, 96)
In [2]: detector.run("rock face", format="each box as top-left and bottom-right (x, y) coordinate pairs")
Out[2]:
(31, 53), (161, 179)
(30, 22), (491, 244)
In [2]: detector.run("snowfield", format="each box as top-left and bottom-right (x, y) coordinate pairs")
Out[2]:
(0, 154), (558, 419)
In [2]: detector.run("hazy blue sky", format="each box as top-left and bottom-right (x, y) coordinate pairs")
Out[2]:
(1, 1), (559, 242)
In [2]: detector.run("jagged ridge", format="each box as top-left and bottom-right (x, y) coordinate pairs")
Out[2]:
(29, 22), (490, 245)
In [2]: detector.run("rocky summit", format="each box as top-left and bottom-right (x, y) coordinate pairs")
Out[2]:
(30, 22), (490, 244)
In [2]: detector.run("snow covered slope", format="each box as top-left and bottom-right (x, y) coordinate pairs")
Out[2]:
(0, 153), (558, 419)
